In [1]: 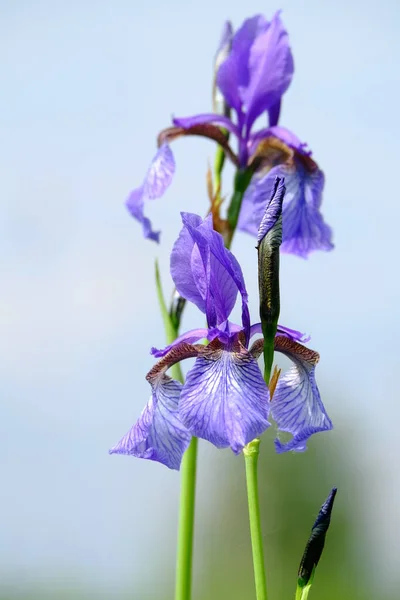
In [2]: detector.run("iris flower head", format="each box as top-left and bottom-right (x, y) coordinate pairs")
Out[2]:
(110, 207), (332, 469)
(126, 12), (333, 258)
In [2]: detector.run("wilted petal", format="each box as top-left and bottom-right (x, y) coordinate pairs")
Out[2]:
(243, 12), (294, 130)
(272, 336), (333, 453)
(238, 160), (333, 258)
(125, 186), (160, 242)
(109, 375), (190, 470)
(179, 341), (270, 454)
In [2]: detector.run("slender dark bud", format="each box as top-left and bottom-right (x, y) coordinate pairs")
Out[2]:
(297, 487), (338, 589)
(257, 177), (285, 383)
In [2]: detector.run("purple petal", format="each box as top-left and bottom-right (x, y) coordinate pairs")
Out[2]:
(143, 143), (175, 200)
(272, 337), (332, 453)
(170, 213), (207, 314)
(151, 328), (210, 358)
(268, 99), (281, 127)
(125, 186), (160, 243)
(217, 15), (269, 117)
(125, 144), (175, 242)
(238, 162), (333, 258)
(173, 114), (239, 137)
(250, 322), (309, 344)
(109, 375), (191, 470)
(250, 125), (307, 154)
(243, 12), (294, 130)
(175, 213), (250, 334)
(179, 343), (270, 454)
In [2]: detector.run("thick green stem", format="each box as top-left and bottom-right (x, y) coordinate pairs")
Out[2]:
(175, 437), (198, 600)
(244, 439), (268, 600)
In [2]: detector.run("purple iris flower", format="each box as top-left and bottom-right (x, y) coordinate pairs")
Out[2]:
(125, 12), (332, 258)
(110, 212), (332, 469)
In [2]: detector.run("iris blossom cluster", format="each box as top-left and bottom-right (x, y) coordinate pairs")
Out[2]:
(126, 12), (333, 258)
(110, 207), (332, 470)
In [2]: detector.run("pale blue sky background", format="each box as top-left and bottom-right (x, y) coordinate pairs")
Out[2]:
(1, 0), (400, 597)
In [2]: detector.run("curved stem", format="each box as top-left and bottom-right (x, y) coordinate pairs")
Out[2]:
(244, 439), (268, 600)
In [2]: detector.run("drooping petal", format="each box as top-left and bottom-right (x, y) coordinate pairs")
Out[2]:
(179, 340), (270, 454)
(143, 143), (175, 199)
(243, 12), (294, 130)
(249, 323), (310, 347)
(125, 186), (160, 243)
(238, 160), (333, 258)
(272, 336), (333, 453)
(125, 144), (175, 242)
(109, 375), (190, 470)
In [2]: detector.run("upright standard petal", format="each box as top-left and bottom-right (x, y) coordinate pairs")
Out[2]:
(243, 12), (294, 130)
(272, 336), (333, 453)
(179, 340), (270, 454)
(109, 374), (191, 470)
(176, 213), (250, 334)
(125, 144), (175, 242)
(238, 158), (333, 258)
(217, 15), (269, 117)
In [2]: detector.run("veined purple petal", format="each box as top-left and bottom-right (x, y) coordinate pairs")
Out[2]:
(143, 143), (175, 200)
(170, 213), (207, 314)
(125, 186), (160, 243)
(243, 12), (294, 131)
(151, 328), (210, 358)
(272, 336), (332, 453)
(173, 114), (239, 137)
(238, 161), (333, 258)
(126, 144), (175, 242)
(179, 341), (270, 454)
(177, 212), (250, 334)
(109, 375), (190, 470)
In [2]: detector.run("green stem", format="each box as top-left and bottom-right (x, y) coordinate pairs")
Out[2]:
(155, 261), (198, 600)
(175, 437), (198, 600)
(244, 439), (268, 600)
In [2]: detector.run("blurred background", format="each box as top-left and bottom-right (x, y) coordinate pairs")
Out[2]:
(1, 0), (399, 598)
